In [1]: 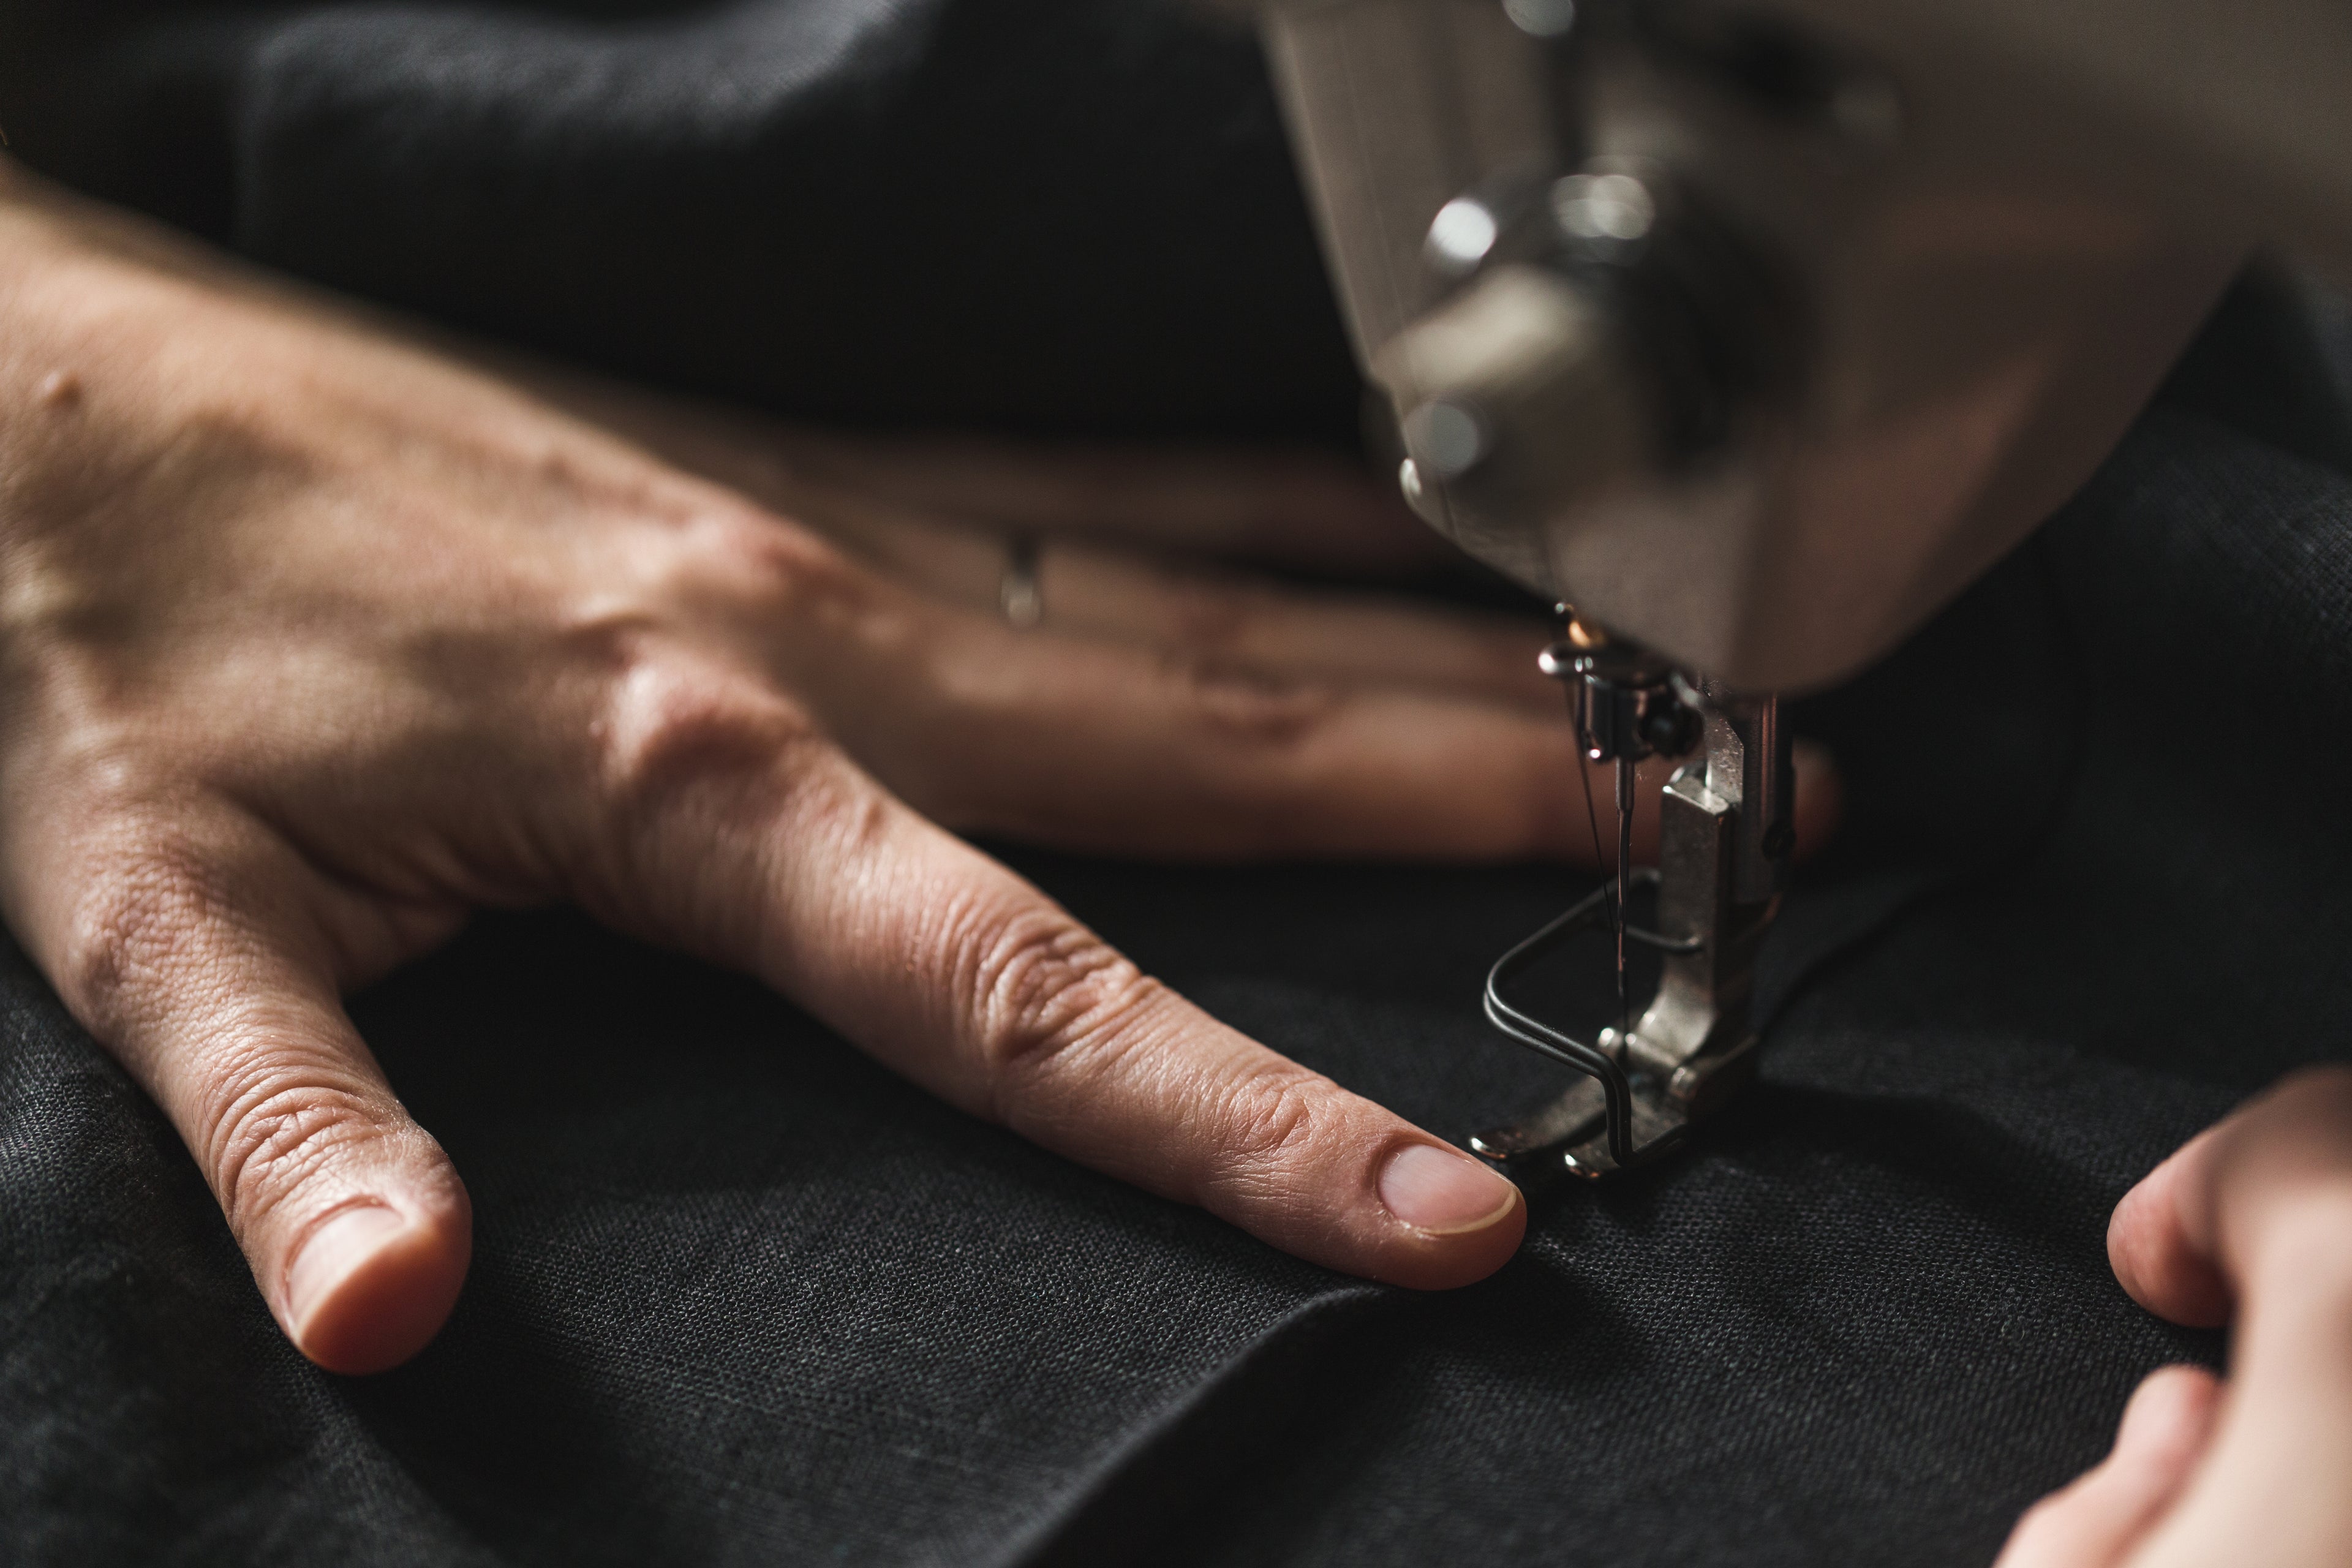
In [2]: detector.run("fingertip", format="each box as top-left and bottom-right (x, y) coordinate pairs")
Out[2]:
(283, 1190), (473, 1376)
(1371, 1142), (1526, 1290)
(1997, 1364), (2222, 1568)
(2107, 1170), (2168, 1303)
(2109, 1152), (2233, 1327)
(1398, 1191), (1527, 1290)
(1790, 739), (1843, 864)
(2113, 1364), (2223, 1471)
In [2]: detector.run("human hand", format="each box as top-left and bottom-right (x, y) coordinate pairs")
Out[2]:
(0, 164), (1834, 1374)
(1994, 1067), (2352, 1567)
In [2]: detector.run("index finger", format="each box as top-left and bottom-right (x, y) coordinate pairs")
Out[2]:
(582, 703), (1525, 1289)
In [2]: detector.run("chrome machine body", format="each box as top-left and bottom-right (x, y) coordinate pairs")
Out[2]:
(1248, 0), (2352, 1175)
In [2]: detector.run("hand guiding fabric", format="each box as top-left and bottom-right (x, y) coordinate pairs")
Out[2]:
(1996, 1068), (2352, 1568)
(4, 161), (1851, 1370)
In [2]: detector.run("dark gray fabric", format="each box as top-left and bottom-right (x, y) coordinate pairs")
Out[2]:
(5, 3), (2352, 1564)
(2, 0), (1361, 445)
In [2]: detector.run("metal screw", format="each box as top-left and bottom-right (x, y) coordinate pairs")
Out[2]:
(1426, 197), (1501, 277)
(1400, 399), (1491, 480)
(1502, 0), (1577, 40)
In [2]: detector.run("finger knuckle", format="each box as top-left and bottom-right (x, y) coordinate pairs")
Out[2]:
(592, 646), (818, 813)
(560, 499), (867, 670)
(1210, 1065), (1328, 1180)
(962, 905), (1153, 1083)
(581, 641), (895, 949)
(202, 1059), (379, 1226)
(1162, 576), (1259, 660)
(58, 827), (222, 1028)
(771, 747), (894, 861)
(1162, 654), (1338, 749)
(652, 504), (871, 624)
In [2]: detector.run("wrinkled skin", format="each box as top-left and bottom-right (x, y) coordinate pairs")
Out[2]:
(12, 141), (2346, 1568)
(0, 159), (1854, 1376)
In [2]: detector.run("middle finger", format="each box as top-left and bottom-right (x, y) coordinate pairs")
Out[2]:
(804, 590), (1663, 866)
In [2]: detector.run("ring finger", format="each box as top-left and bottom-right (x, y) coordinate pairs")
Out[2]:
(805, 500), (1564, 714)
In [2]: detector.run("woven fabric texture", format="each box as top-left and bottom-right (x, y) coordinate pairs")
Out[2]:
(3, 3), (2350, 1562)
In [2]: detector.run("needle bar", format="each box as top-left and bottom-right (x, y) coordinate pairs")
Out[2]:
(1615, 753), (1633, 1042)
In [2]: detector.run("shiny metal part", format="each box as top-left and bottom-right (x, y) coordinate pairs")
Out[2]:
(1542, 620), (1701, 766)
(1502, 0), (1575, 40)
(1473, 680), (1786, 1177)
(999, 535), (1044, 629)
(1237, 0), (2352, 1168)
(1425, 195), (1502, 276)
(1253, 0), (2352, 690)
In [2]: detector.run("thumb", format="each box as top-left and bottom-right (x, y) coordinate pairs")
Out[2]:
(37, 820), (470, 1374)
(1994, 1366), (2222, 1568)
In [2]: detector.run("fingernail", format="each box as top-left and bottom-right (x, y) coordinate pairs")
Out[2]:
(286, 1204), (409, 1333)
(1379, 1144), (1520, 1235)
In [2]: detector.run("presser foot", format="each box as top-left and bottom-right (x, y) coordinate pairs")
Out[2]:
(1470, 1039), (1683, 1179)
(1469, 1027), (1755, 1179)
(1467, 655), (1782, 1178)
(1470, 869), (1760, 1180)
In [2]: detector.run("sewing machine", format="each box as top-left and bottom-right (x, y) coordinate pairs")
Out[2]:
(1245, 0), (2352, 1177)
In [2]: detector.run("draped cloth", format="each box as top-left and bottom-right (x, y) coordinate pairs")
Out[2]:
(4, 4), (2351, 1562)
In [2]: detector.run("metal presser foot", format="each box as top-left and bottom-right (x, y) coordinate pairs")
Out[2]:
(1471, 615), (1792, 1180)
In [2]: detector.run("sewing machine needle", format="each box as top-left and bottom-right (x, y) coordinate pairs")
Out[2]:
(1615, 753), (1633, 1043)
